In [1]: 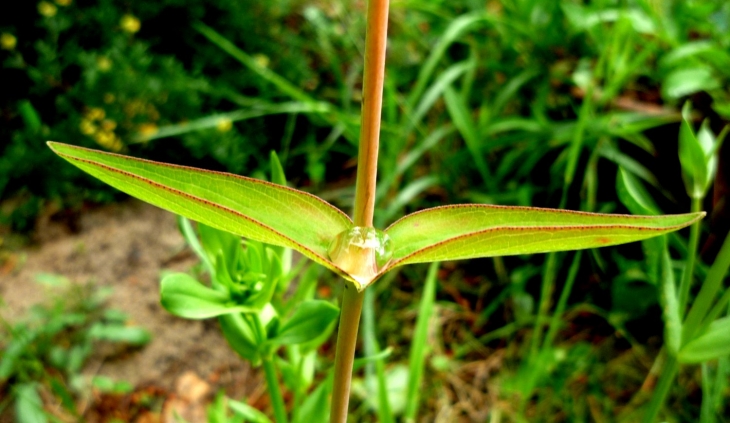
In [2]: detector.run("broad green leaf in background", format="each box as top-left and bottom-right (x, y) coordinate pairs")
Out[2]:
(88, 323), (151, 346)
(662, 66), (721, 100)
(47, 142), (354, 281)
(160, 273), (256, 319)
(14, 383), (47, 423)
(268, 300), (340, 346)
(679, 317), (730, 364)
(383, 205), (704, 269)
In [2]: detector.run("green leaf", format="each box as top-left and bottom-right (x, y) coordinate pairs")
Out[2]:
(404, 262), (438, 420)
(659, 246), (682, 356)
(160, 273), (255, 319)
(662, 66), (721, 99)
(88, 323), (151, 346)
(14, 383), (47, 423)
(218, 313), (261, 363)
(295, 378), (331, 423)
(228, 398), (274, 423)
(616, 167), (659, 215)
(269, 150), (287, 187)
(268, 300), (339, 346)
(679, 317), (730, 363)
(383, 205), (704, 268)
(679, 102), (711, 199)
(47, 142), (354, 281)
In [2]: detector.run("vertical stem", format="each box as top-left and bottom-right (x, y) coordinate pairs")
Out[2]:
(678, 197), (702, 317)
(262, 356), (288, 423)
(331, 1), (389, 421)
(642, 354), (679, 423)
(330, 287), (366, 422)
(353, 0), (389, 228)
(682, 230), (730, 343)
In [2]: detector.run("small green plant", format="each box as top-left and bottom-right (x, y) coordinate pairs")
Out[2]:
(0, 274), (150, 423)
(47, 1), (705, 422)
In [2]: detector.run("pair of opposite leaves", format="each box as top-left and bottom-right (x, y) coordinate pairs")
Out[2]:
(48, 142), (704, 291)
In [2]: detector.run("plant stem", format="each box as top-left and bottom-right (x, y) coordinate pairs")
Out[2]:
(682, 230), (730, 343)
(331, 287), (366, 422)
(678, 196), (702, 317)
(262, 356), (288, 423)
(642, 353), (679, 423)
(353, 0), (389, 228)
(330, 1), (389, 421)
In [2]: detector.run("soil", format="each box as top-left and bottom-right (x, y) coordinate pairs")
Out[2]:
(0, 200), (264, 422)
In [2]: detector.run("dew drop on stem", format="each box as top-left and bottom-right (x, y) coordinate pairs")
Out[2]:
(327, 227), (393, 285)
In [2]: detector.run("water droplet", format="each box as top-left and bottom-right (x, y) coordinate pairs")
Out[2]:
(327, 227), (393, 286)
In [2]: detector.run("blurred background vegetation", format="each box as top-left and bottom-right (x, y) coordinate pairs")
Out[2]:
(2, 0), (730, 421)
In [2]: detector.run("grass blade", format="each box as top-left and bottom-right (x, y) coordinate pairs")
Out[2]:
(404, 262), (438, 421)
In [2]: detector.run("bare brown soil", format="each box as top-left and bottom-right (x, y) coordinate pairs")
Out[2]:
(0, 200), (264, 422)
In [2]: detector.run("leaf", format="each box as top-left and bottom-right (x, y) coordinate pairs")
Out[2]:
(268, 300), (339, 346)
(47, 142), (354, 281)
(228, 398), (274, 423)
(662, 66), (721, 99)
(88, 323), (151, 346)
(679, 103), (711, 199)
(404, 262), (438, 420)
(616, 167), (659, 215)
(383, 205), (704, 268)
(160, 273), (255, 319)
(679, 317), (730, 363)
(218, 313), (261, 363)
(659, 246), (682, 356)
(14, 383), (47, 423)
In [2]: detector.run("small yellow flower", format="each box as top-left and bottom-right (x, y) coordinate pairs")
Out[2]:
(79, 119), (97, 135)
(137, 123), (158, 137)
(101, 120), (117, 131)
(1, 33), (16, 50)
(94, 131), (123, 151)
(85, 107), (105, 121)
(55, 0), (72, 5)
(120, 14), (141, 33)
(96, 56), (112, 72)
(253, 54), (270, 69)
(38, 1), (57, 17)
(216, 118), (233, 132)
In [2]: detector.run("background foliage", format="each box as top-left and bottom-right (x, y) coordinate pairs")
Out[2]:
(2, 0), (730, 421)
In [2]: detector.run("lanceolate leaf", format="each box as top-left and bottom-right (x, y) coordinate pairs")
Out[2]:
(383, 205), (704, 268)
(47, 142), (353, 280)
(679, 317), (730, 363)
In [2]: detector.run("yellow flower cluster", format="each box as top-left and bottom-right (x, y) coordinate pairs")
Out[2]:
(80, 108), (123, 151)
(0, 33), (16, 50)
(216, 118), (233, 132)
(38, 1), (57, 17)
(120, 14), (141, 33)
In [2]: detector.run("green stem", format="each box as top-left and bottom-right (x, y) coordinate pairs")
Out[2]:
(262, 356), (288, 423)
(544, 251), (582, 349)
(683, 231), (730, 343)
(330, 0), (389, 421)
(362, 288), (394, 423)
(530, 252), (559, 358)
(330, 287), (366, 422)
(642, 354), (679, 423)
(678, 197), (702, 317)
